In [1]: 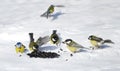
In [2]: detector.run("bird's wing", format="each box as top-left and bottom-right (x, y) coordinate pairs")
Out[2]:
(71, 42), (84, 48)
(36, 36), (50, 46)
(93, 37), (103, 42)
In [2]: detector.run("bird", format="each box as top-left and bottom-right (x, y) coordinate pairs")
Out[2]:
(29, 33), (39, 51)
(15, 42), (26, 54)
(88, 35), (114, 49)
(41, 5), (55, 18)
(62, 39), (85, 53)
(50, 30), (60, 46)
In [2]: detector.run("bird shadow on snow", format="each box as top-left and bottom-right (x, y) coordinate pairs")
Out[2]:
(75, 49), (88, 53)
(51, 11), (65, 21)
(99, 44), (111, 49)
(76, 45), (111, 53)
(38, 46), (58, 51)
(79, 49), (88, 53)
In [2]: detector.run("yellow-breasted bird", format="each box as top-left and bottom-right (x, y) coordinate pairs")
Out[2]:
(15, 42), (26, 54)
(62, 39), (85, 53)
(47, 5), (54, 14)
(29, 33), (39, 51)
(29, 33), (50, 51)
(50, 30), (60, 46)
(88, 35), (114, 49)
(41, 5), (55, 18)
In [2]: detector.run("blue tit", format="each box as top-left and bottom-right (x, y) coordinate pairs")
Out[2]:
(63, 39), (84, 53)
(15, 42), (26, 53)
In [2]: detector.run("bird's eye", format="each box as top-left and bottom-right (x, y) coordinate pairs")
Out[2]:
(88, 36), (91, 40)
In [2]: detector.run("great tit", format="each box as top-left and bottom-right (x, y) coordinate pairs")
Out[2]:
(63, 39), (84, 53)
(50, 30), (60, 46)
(88, 35), (114, 49)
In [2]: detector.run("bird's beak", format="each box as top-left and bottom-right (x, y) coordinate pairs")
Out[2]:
(88, 36), (91, 40)
(88, 37), (90, 40)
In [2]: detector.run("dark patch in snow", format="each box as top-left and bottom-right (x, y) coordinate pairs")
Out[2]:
(27, 50), (60, 58)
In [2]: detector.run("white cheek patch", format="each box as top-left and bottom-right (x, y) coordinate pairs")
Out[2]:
(15, 44), (21, 48)
(52, 38), (56, 41)
(66, 41), (71, 44)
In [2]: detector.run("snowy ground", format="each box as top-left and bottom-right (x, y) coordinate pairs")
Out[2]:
(0, 0), (120, 71)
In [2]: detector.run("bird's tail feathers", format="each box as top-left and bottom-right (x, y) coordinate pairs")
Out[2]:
(101, 39), (114, 44)
(54, 5), (65, 7)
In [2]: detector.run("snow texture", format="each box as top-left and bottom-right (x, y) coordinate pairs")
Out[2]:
(0, 0), (120, 71)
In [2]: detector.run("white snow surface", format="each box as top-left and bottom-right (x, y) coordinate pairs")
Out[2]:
(0, 0), (120, 71)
